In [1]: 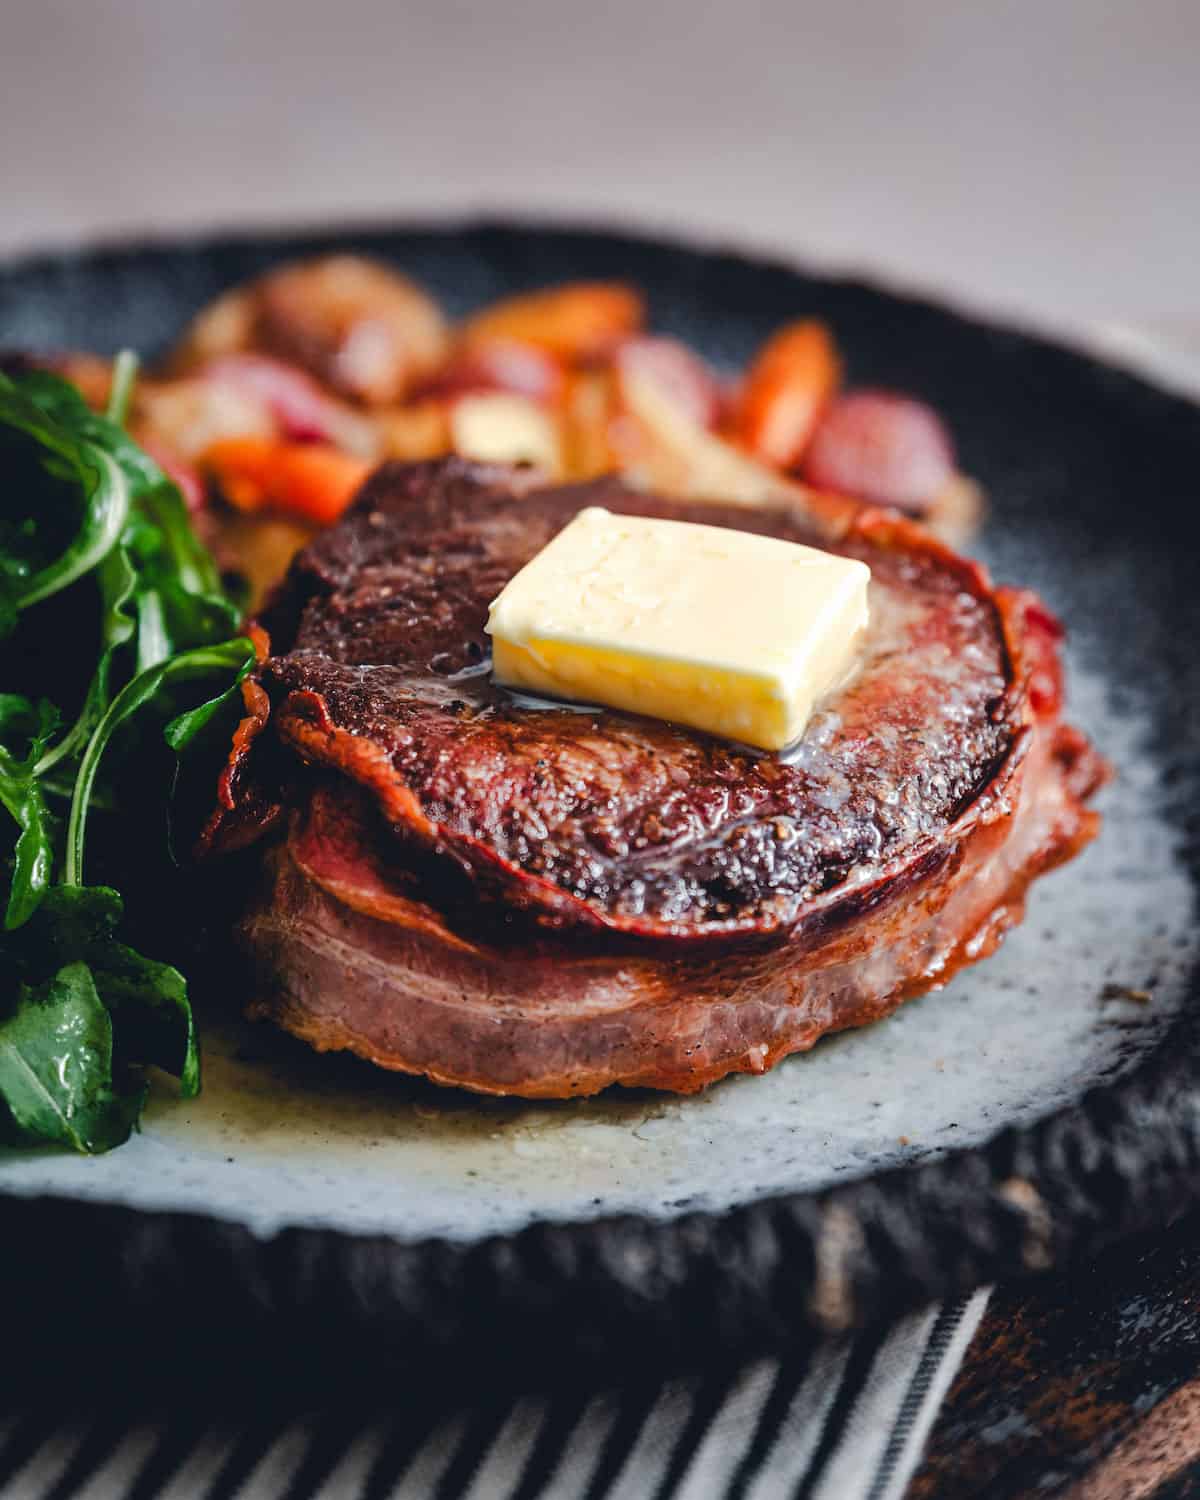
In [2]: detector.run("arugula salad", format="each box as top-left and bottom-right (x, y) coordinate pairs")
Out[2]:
(0, 355), (253, 1153)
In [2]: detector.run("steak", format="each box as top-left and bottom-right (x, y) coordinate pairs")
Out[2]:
(205, 457), (1107, 1095)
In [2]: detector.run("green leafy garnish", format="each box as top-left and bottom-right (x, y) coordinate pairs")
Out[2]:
(0, 358), (252, 1152)
(0, 694), (58, 929)
(0, 962), (145, 1154)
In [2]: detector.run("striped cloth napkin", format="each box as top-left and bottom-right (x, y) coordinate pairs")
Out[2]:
(0, 1290), (988, 1500)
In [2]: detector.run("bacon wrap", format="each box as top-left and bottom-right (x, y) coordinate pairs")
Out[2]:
(203, 459), (1108, 1095)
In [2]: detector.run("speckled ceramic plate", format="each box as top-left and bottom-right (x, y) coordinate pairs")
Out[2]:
(1, 222), (1198, 1404)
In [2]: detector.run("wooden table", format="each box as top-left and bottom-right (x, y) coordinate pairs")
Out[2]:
(911, 1209), (1200, 1499)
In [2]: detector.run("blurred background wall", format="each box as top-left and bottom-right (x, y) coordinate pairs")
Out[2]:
(1, 0), (1196, 334)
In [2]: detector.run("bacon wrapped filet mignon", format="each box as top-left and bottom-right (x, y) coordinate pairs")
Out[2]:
(202, 458), (1106, 1096)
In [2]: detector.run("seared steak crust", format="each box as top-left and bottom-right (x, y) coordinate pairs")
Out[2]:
(238, 459), (1018, 938)
(209, 458), (1107, 1095)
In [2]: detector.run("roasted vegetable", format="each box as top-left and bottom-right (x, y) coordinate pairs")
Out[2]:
(161, 257), (983, 547)
(175, 256), (450, 408)
(733, 320), (840, 468)
(459, 282), (644, 362)
(202, 436), (372, 525)
(801, 390), (956, 513)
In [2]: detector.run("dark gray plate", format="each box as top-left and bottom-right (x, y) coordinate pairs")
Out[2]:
(1, 222), (1197, 1405)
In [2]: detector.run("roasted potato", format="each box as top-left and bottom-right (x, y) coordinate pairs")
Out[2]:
(173, 256), (449, 407)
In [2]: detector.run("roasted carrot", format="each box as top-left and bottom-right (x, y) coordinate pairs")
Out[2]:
(460, 282), (644, 362)
(203, 436), (372, 525)
(733, 320), (841, 470)
(271, 444), (374, 524)
(202, 436), (279, 511)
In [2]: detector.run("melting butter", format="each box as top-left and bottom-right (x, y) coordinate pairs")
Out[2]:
(486, 507), (870, 751)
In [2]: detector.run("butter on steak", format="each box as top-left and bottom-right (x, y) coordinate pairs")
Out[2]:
(203, 458), (1107, 1095)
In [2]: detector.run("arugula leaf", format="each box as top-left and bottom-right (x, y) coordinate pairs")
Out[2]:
(164, 656), (256, 752)
(0, 357), (252, 1152)
(0, 377), (132, 617)
(0, 694), (59, 929)
(9, 365), (238, 784)
(6, 365), (167, 497)
(0, 961), (145, 1153)
(32, 542), (137, 779)
(5, 364), (234, 621)
(105, 349), (138, 429)
(91, 941), (200, 1097)
(7, 886), (199, 1097)
(14, 883), (124, 970)
(65, 638), (254, 887)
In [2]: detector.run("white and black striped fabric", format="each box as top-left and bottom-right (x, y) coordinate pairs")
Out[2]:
(0, 1290), (987, 1500)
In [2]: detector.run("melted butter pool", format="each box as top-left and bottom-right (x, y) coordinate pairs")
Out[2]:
(151, 1019), (685, 1171)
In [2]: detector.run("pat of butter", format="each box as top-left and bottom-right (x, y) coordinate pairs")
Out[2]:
(485, 507), (870, 751)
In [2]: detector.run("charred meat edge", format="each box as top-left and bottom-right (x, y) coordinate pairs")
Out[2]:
(208, 469), (1106, 1096)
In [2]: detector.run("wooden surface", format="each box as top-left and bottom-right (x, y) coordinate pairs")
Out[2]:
(911, 1209), (1200, 1499)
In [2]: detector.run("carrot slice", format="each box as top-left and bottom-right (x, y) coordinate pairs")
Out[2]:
(733, 320), (841, 469)
(272, 445), (373, 525)
(203, 436), (279, 511)
(460, 283), (644, 362)
(204, 436), (371, 525)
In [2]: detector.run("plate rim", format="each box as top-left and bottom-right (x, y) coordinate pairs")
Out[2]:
(2, 216), (1198, 1392)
